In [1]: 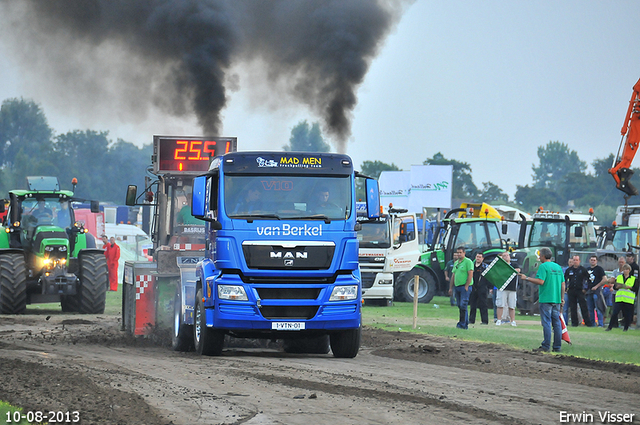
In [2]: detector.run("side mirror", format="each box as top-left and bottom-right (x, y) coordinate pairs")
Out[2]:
(192, 176), (207, 217)
(90, 200), (100, 213)
(125, 185), (137, 206)
(502, 222), (508, 234)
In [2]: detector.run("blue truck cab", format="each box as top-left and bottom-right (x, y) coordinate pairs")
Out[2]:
(187, 151), (379, 357)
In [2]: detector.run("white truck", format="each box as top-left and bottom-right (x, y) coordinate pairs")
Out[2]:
(357, 205), (423, 306)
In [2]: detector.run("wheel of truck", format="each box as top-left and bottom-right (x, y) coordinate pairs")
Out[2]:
(172, 290), (194, 352)
(75, 252), (108, 314)
(394, 267), (437, 304)
(282, 335), (330, 354)
(194, 287), (225, 356)
(330, 327), (361, 358)
(0, 253), (27, 314)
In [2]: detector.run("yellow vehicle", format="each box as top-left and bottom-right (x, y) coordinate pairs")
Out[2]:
(458, 203), (502, 220)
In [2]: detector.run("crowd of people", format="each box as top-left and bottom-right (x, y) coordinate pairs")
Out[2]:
(446, 248), (638, 352)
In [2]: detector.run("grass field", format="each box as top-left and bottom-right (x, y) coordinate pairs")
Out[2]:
(363, 296), (640, 365)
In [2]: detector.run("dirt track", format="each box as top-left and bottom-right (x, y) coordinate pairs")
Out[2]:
(0, 313), (638, 425)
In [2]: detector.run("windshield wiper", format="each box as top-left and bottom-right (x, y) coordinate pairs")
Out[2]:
(230, 214), (281, 222)
(292, 215), (332, 224)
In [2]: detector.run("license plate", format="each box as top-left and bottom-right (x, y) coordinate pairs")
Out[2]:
(272, 322), (305, 331)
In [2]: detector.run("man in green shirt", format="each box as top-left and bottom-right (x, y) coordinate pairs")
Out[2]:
(177, 194), (201, 225)
(520, 247), (565, 352)
(449, 247), (473, 329)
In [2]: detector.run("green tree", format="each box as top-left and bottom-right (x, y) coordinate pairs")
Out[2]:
(283, 121), (331, 152)
(0, 98), (54, 192)
(480, 182), (508, 203)
(359, 160), (400, 179)
(53, 130), (111, 200)
(532, 141), (586, 190)
(423, 152), (477, 199)
(53, 131), (152, 203)
(105, 140), (153, 204)
(514, 185), (563, 211)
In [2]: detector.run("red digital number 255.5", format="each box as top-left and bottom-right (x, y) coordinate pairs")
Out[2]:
(174, 140), (219, 160)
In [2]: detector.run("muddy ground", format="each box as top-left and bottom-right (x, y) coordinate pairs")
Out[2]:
(0, 312), (638, 425)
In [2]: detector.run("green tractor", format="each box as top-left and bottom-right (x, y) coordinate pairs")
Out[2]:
(511, 210), (598, 315)
(0, 177), (107, 314)
(394, 207), (512, 303)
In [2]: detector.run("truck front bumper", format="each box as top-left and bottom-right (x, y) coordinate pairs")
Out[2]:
(361, 272), (393, 301)
(205, 274), (362, 331)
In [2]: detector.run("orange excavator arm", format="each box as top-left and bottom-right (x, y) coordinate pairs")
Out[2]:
(609, 77), (640, 197)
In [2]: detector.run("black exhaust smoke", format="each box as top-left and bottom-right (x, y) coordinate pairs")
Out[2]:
(0, 0), (406, 152)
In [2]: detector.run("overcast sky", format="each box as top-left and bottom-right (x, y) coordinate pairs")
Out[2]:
(1, 1), (639, 199)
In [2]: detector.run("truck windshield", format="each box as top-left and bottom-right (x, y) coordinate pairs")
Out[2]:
(21, 197), (73, 228)
(455, 221), (502, 249)
(224, 175), (351, 220)
(357, 220), (391, 248)
(610, 228), (640, 251)
(529, 221), (566, 247)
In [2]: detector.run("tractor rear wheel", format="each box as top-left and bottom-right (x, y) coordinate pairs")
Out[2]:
(0, 253), (27, 314)
(76, 252), (108, 314)
(394, 267), (437, 303)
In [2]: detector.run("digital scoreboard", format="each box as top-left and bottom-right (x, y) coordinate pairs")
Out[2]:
(153, 136), (238, 173)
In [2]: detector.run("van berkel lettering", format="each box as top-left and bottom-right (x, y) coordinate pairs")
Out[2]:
(256, 224), (323, 236)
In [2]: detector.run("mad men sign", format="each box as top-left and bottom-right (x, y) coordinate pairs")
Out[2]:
(379, 165), (452, 212)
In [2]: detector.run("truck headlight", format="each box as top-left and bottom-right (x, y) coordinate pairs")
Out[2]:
(217, 285), (248, 301)
(330, 285), (358, 301)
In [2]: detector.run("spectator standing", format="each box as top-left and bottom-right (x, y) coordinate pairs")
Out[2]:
(444, 251), (458, 306)
(585, 255), (607, 327)
(564, 255), (592, 327)
(624, 252), (639, 329)
(561, 258), (572, 324)
(606, 264), (636, 331)
(520, 247), (565, 352)
(625, 252), (639, 279)
(104, 236), (120, 291)
(469, 252), (489, 325)
(606, 257), (626, 322)
(449, 247), (473, 330)
(495, 251), (520, 326)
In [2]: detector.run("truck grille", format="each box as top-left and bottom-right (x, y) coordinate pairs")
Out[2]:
(260, 306), (318, 320)
(361, 272), (376, 288)
(256, 287), (321, 300)
(242, 241), (335, 270)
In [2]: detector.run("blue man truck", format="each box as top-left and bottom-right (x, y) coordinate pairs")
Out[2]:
(186, 151), (380, 357)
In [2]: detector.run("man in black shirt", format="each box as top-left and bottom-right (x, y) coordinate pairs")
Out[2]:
(585, 255), (606, 327)
(564, 255), (592, 327)
(469, 252), (489, 325)
(625, 252), (640, 293)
